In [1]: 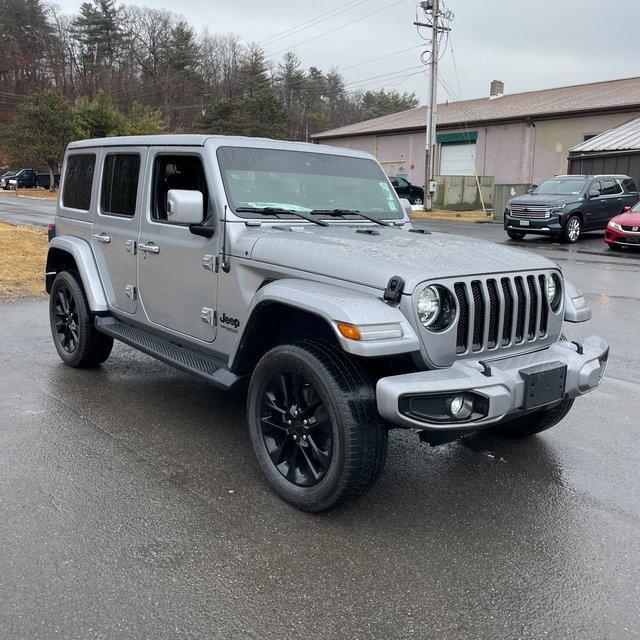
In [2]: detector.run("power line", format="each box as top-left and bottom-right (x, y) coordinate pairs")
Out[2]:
(267, 0), (407, 57)
(259, 0), (369, 46)
(340, 43), (426, 71)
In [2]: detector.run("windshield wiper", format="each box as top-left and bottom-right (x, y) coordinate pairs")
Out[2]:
(235, 206), (328, 227)
(309, 208), (390, 226)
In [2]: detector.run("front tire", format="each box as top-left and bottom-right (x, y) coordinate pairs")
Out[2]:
(247, 341), (388, 512)
(507, 229), (526, 240)
(49, 270), (113, 368)
(562, 215), (582, 243)
(485, 397), (575, 438)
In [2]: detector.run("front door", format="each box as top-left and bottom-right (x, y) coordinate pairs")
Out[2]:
(137, 150), (218, 342)
(92, 149), (147, 314)
(584, 180), (605, 229)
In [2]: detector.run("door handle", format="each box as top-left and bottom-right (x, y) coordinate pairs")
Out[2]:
(93, 232), (111, 244)
(139, 241), (160, 254)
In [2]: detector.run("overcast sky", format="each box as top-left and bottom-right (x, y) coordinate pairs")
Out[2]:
(56, 0), (640, 104)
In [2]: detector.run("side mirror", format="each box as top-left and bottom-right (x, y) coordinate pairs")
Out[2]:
(400, 197), (412, 219)
(587, 189), (600, 199)
(167, 189), (204, 225)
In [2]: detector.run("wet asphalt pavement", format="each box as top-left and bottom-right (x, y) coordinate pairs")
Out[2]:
(1, 205), (640, 638)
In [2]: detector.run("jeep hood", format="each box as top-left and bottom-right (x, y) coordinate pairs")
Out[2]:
(247, 225), (555, 292)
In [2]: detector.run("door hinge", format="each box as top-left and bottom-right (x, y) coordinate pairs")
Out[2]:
(125, 239), (137, 255)
(201, 307), (216, 325)
(124, 284), (137, 301)
(202, 254), (219, 272)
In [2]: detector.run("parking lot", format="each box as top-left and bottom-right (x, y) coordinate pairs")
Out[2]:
(1, 199), (640, 639)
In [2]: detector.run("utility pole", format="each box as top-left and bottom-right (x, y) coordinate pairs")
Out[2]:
(415, 1), (451, 211)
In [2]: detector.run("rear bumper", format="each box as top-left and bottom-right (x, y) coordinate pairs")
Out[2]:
(376, 336), (609, 430)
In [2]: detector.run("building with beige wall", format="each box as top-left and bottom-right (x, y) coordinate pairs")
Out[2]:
(311, 77), (640, 190)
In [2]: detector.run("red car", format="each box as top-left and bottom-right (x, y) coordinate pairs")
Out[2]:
(605, 202), (640, 250)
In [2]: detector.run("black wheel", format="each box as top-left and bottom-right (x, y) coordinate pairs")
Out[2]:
(562, 215), (582, 243)
(507, 229), (526, 240)
(608, 243), (622, 251)
(411, 196), (423, 206)
(484, 397), (575, 439)
(247, 341), (388, 512)
(49, 270), (113, 368)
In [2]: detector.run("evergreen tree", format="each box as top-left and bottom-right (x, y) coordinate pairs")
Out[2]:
(74, 90), (126, 138)
(238, 45), (271, 99)
(0, 91), (75, 190)
(125, 103), (165, 135)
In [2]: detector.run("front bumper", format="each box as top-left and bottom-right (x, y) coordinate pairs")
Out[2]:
(605, 228), (640, 248)
(376, 336), (609, 430)
(504, 214), (563, 234)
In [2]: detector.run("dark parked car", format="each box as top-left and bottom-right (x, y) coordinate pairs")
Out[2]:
(504, 174), (639, 243)
(0, 168), (38, 189)
(390, 176), (424, 205)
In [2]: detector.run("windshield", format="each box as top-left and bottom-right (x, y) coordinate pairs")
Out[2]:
(533, 178), (587, 196)
(217, 147), (403, 221)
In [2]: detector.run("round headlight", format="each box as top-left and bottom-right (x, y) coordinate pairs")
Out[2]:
(417, 285), (441, 327)
(547, 274), (562, 311)
(546, 276), (557, 303)
(417, 285), (457, 331)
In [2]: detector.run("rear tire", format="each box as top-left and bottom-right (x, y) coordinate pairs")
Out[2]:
(49, 270), (113, 368)
(562, 215), (582, 243)
(485, 397), (575, 438)
(411, 196), (423, 206)
(247, 341), (388, 512)
(507, 230), (526, 240)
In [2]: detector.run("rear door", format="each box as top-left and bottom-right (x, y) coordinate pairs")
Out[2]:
(91, 148), (147, 314)
(599, 179), (624, 224)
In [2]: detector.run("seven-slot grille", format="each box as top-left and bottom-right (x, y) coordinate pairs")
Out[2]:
(509, 204), (551, 218)
(453, 274), (551, 355)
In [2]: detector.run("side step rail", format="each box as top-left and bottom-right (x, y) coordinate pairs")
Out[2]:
(95, 316), (243, 390)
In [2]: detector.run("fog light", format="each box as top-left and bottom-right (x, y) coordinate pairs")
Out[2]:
(446, 394), (474, 420)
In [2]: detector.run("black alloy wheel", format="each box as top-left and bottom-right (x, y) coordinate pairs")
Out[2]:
(49, 270), (114, 367)
(260, 370), (333, 487)
(247, 341), (388, 512)
(53, 285), (80, 353)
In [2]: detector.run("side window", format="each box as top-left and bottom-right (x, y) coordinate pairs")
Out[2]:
(63, 154), (96, 211)
(590, 180), (601, 194)
(622, 178), (638, 193)
(101, 154), (141, 217)
(398, 178), (409, 188)
(389, 178), (398, 186)
(600, 179), (621, 195)
(152, 155), (209, 223)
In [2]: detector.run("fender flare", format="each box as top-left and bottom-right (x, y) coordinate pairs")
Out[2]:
(240, 278), (420, 358)
(47, 236), (108, 312)
(563, 279), (591, 323)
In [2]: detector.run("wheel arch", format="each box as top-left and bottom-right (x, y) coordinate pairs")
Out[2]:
(230, 278), (420, 374)
(46, 236), (108, 312)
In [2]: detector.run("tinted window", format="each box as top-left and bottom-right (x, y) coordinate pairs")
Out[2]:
(63, 154), (96, 210)
(152, 155), (208, 222)
(101, 154), (141, 217)
(600, 179), (621, 195)
(622, 178), (638, 193)
(590, 181), (601, 193)
(396, 178), (409, 188)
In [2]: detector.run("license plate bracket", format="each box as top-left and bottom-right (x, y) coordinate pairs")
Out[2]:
(519, 362), (567, 410)
(520, 219), (530, 226)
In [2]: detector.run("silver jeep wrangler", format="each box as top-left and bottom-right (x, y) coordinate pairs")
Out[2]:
(46, 135), (609, 512)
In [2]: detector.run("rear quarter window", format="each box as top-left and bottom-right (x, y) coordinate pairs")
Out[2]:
(62, 154), (96, 211)
(622, 178), (638, 193)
